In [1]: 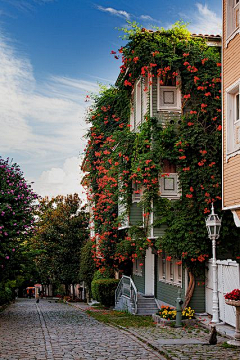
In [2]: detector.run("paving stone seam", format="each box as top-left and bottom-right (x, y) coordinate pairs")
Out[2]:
(68, 303), (167, 360)
(36, 303), (54, 358)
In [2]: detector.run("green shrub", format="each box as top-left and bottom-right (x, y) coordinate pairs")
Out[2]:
(92, 268), (114, 281)
(91, 279), (119, 307)
(79, 241), (95, 297)
(0, 287), (13, 306)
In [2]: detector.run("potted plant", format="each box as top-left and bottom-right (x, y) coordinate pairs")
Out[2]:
(225, 289), (240, 346)
(225, 289), (240, 306)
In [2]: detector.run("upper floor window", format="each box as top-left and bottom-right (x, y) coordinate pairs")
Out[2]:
(160, 160), (181, 199)
(226, 79), (240, 156)
(118, 178), (129, 230)
(158, 86), (181, 111)
(132, 181), (142, 203)
(226, 0), (240, 41)
(160, 173), (181, 199)
(157, 73), (181, 111)
(130, 77), (149, 132)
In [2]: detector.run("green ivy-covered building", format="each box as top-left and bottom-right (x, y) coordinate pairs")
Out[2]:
(84, 24), (240, 318)
(116, 31), (221, 313)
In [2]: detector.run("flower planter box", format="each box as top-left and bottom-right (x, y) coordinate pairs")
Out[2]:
(152, 314), (197, 326)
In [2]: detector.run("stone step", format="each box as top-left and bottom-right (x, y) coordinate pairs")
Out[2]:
(138, 296), (155, 299)
(137, 309), (158, 315)
(138, 301), (158, 305)
(138, 300), (157, 304)
(138, 304), (158, 309)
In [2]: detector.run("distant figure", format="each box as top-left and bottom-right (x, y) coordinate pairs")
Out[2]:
(209, 326), (217, 345)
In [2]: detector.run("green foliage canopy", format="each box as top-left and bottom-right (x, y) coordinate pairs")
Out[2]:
(31, 194), (89, 287)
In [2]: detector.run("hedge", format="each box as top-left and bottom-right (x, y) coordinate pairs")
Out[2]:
(91, 278), (119, 307)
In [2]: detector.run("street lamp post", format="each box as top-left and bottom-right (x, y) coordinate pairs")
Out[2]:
(205, 203), (222, 324)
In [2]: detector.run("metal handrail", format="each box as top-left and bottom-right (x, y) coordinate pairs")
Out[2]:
(115, 277), (123, 304)
(115, 275), (138, 314)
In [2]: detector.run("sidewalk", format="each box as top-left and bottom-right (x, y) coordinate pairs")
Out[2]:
(195, 314), (236, 339)
(70, 301), (236, 339)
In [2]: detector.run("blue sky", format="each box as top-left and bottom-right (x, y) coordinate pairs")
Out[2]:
(0, 0), (221, 198)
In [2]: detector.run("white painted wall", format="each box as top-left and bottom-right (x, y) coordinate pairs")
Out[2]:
(145, 247), (155, 295)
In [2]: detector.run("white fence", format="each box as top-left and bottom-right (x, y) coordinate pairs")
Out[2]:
(205, 259), (239, 326)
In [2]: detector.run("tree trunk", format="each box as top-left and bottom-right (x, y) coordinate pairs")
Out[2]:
(52, 283), (55, 297)
(65, 283), (69, 296)
(72, 284), (75, 299)
(183, 268), (195, 308)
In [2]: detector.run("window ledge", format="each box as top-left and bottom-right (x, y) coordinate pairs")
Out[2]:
(160, 194), (181, 200)
(157, 108), (181, 112)
(226, 28), (240, 47)
(118, 225), (130, 230)
(158, 279), (182, 287)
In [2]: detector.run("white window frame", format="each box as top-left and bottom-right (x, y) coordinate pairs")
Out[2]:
(142, 77), (149, 119)
(226, 79), (240, 159)
(157, 84), (181, 111)
(169, 259), (174, 282)
(132, 181), (142, 203)
(131, 77), (149, 132)
(133, 258), (143, 276)
(158, 252), (166, 280)
(90, 220), (95, 239)
(118, 178), (129, 230)
(176, 260), (182, 285)
(130, 100), (135, 132)
(160, 173), (181, 199)
(158, 254), (182, 287)
(226, 0), (240, 45)
(135, 79), (142, 129)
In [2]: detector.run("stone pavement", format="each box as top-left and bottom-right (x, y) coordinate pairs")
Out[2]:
(71, 303), (240, 360)
(0, 299), (163, 360)
(126, 325), (240, 360)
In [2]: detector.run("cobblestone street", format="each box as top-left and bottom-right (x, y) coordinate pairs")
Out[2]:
(0, 299), (162, 360)
(2, 300), (240, 360)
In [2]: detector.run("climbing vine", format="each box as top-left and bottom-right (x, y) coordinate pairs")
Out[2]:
(84, 23), (240, 286)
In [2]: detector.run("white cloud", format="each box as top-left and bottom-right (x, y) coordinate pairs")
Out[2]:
(32, 156), (87, 201)
(0, 31), (97, 197)
(97, 5), (131, 20)
(181, 3), (222, 35)
(0, 31), (95, 154)
(140, 15), (158, 22)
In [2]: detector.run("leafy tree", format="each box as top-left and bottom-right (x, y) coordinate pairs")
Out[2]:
(79, 240), (96, 298)
(31, 194), (89, 295)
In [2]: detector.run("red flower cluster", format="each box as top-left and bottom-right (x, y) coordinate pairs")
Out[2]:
(225, 289), (240, 301)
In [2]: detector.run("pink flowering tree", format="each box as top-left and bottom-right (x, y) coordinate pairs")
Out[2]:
(0, 157), (37, 285)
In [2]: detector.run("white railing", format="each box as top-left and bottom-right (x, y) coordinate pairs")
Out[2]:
(115, 275), (138, 314)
